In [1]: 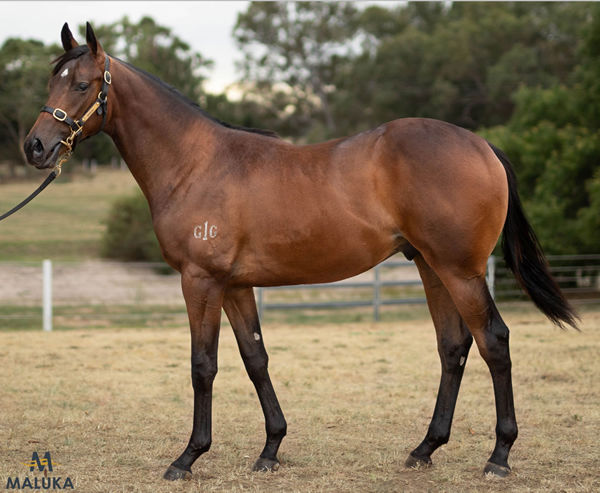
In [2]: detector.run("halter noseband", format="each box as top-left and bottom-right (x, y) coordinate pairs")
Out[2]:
(40, 56), (112, 174)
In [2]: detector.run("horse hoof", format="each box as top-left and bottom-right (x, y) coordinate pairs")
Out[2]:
(405, 452), (432, 469)
(483, 461), (511, 478)
(252, 457), (280, 472)
(163, 464), (192, 481)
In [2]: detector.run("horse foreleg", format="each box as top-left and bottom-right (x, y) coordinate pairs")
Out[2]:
(164, 273), (225, 480)
(223, 286), (287, 472)
(406, 256), (473, 468)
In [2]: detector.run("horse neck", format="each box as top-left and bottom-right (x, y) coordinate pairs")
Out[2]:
(103, 60), (221, 211)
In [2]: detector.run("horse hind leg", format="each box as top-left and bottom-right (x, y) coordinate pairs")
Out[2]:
(406, 255), (473, 468)
(434, 266), (518, 477)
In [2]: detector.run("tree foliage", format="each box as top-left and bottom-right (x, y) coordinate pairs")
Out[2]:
(85, 16), (212, 103)
(482, 3), (600, 254)
(234, 2), (588, 141)
(234, 2), (360, 140)
(339, 2), (585, 134)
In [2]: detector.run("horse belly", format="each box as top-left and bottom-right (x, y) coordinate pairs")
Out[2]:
(233, 208), (402, 286)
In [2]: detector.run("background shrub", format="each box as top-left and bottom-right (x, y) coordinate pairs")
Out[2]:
(101, 190), (163, 262)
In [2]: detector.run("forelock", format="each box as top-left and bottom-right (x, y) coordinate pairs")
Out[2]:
(51, 45), (90, 76)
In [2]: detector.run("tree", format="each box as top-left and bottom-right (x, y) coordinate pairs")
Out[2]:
(82, 16), (213, 103)
(482, 4), (600, 254)
(0, 38), (58, 175)
(336, 2), (588, 133)
(234, 1), (359, 140)
(234, 2), (588, 141)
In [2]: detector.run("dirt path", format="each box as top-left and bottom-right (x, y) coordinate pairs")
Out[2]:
(0, 261), (182, 306)
(0, 259), (420, 306)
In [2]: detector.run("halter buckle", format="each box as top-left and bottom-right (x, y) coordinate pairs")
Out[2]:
(52, 108), (67, 122)
(104, 71), (112, 85)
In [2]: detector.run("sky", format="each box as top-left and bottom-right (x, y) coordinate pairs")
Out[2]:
(0, 1), (250, 94)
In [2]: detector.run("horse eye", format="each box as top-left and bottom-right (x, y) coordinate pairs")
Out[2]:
(77, 82), (89, 91)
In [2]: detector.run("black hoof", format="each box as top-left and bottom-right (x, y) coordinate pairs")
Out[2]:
(405, 452), (432, 469)
(163, 464), (192, 481)
(253, 457), (280, 472)
(484, 461), (511, 478)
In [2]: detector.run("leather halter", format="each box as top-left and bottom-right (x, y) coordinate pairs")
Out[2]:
(40, 55), (112, 173)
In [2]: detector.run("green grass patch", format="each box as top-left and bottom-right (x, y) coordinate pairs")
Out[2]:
(0, 169), (138, 261)
(0, 302), (434, 331)
(0, 304), (188, 331)
(259, 303), (432, 326)
(53, 304), (189, 330)
(0, 305), (42, 330)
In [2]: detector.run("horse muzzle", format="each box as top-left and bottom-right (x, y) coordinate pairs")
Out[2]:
(24, 134), (67, 169)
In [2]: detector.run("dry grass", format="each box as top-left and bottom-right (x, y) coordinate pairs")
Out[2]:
(0, 309), (599, 492)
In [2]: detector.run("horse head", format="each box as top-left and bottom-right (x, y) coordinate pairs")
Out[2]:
(24, 22), (109, 169)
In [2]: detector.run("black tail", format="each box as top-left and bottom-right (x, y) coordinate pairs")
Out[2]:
(489, 143), (579, 330)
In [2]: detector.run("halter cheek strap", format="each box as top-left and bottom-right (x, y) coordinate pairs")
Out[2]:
(40, 56), (112, 170)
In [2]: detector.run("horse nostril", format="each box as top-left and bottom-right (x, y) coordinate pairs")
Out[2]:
(32, 138), (44, 159)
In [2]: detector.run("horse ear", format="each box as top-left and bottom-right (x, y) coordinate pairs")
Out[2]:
(85, 22), (104, 57)
(61, 23), (78, 51)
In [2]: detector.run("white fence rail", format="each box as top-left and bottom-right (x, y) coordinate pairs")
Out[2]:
(1, 255), (599, 330)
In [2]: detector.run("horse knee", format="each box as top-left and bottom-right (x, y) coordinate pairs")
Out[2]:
(439, 334), (472, 373)
(191, 352), (218, 390)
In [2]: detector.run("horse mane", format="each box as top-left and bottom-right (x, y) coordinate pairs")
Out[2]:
(122, 61), (280, 139)
(51, 46), (279, 139)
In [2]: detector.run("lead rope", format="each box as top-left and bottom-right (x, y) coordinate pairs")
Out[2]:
(0, 169), (61, 222)
(0, 57), (111, 223)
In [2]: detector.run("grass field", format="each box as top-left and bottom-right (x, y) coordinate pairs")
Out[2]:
(0, 169), (138, 261)
(1, 310), (598, 492)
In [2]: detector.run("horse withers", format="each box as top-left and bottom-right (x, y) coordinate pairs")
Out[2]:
(22, 23), (577, 480)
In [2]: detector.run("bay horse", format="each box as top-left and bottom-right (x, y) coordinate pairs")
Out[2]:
(23, 23), (577, 480)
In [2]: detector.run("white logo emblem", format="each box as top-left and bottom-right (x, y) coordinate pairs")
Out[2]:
(194, 221), (218, 240)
